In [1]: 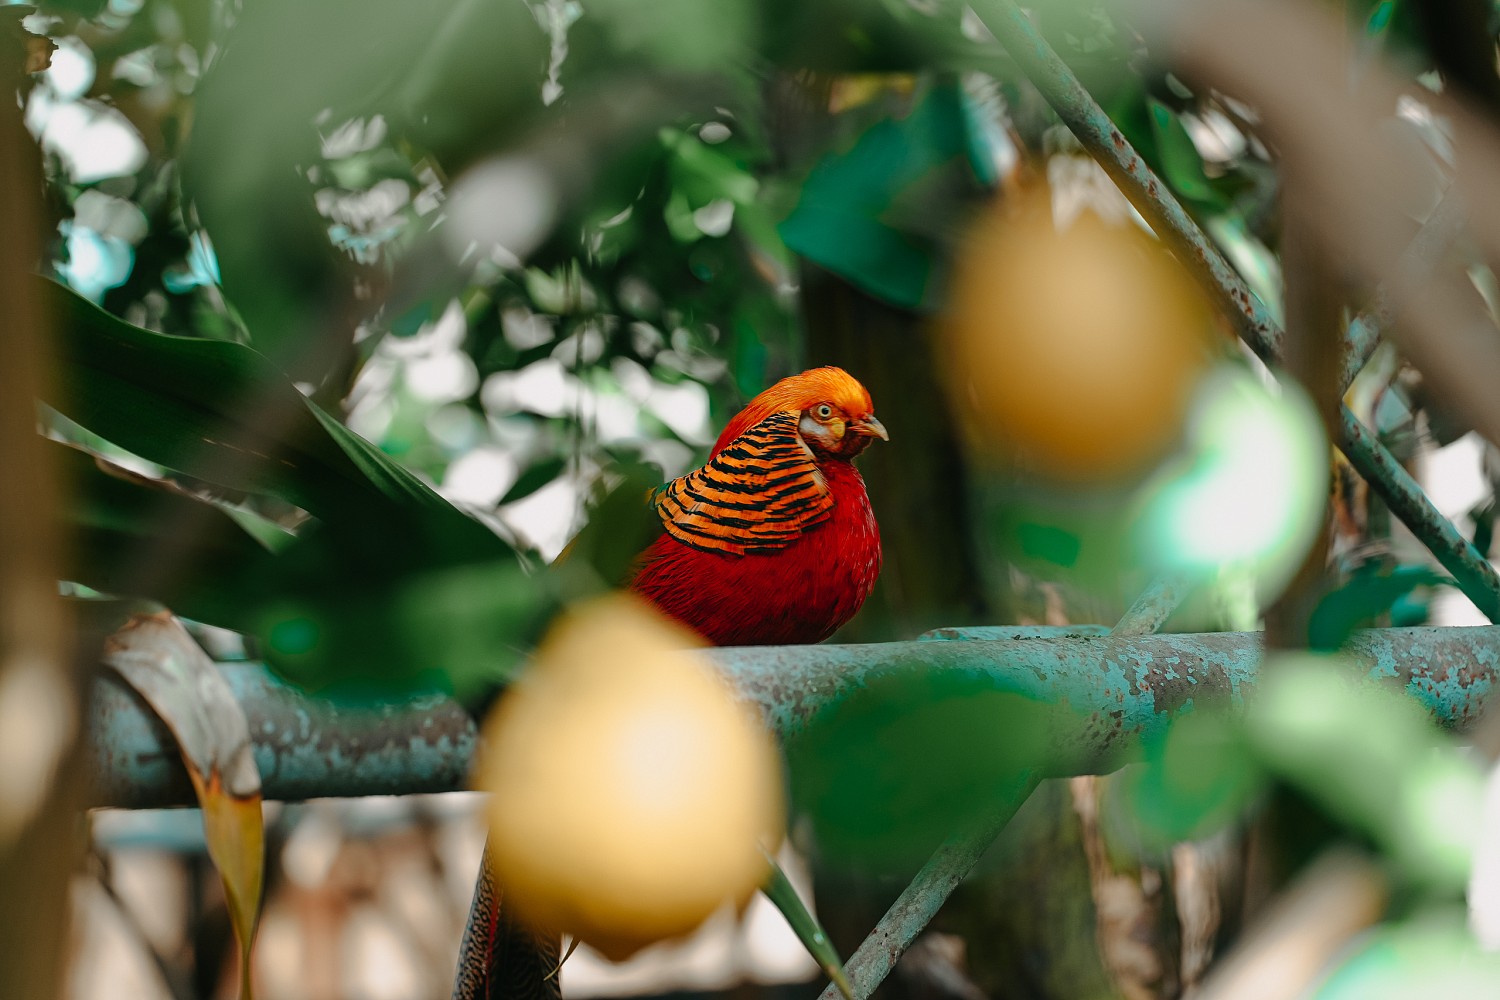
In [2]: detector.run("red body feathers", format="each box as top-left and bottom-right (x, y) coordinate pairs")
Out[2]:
(629, 367), (885, 646)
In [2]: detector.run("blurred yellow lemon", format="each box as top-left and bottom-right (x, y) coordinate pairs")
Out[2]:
(945, 191), (1212, 481)
(477, 595), (784, 959)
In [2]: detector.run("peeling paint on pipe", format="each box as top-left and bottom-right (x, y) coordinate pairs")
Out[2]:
(87, 626), (1500, 808)
(89, 663), (480, 809)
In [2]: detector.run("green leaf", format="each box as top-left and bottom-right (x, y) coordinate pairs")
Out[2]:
(500, 456), (568, 506)
(42, 277), (553, 698)
(787, 667), (1062, 868)
(760, 852), (854, 1000)
(252, 556), (553, 700)
(180, 0), (548, 368)
(586, 0), (757, 75)
(555, 462), (665, 590)
(1118, 710), (1263, 847)
(1249, 656), (1483, 892)
(1314, 914), (1500, 1000)
(1308, 564), (1451, 650)
(36, 0), (107, 19)
(42, 277), (498, 553)
(779, 83), (971, 310)
(1016, 523), (1082, 568)
(661, 128), (760, 208)
(1145, 98), (1220, 205)
(50, 439), (284, 622)
(1366, 0), (1396, 36)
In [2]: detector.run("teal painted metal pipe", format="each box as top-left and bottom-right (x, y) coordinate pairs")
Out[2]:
(90, 662), (479, 809)
(1336, 416), (1500, 619)
(88, 626), (1499, 808)
(1339, 411), (1500, 621)
(981, 0), (1500, 624)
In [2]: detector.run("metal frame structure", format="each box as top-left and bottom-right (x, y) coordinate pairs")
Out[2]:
(83, 5), (1500, 998)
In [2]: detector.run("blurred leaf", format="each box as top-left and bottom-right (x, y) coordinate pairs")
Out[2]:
(181, 0), (547, 369)
(586, 0), (756, 74)
(786, 668), (1060, 868)
(1366, 0), (1396, 35)
(558, 462), (665, 589)
(1314, 912), (1500, 1000)
(779, 83), (972, 310)
(252, 553), (551, 700)
(42, 277), (500, 554)
(49, 439), (285, 619)
(1116, 709), (1264, 847)
(1471, 497), (1496, 558)
(102, 613), (264, 999)
(1145, 99), (1220, 205)
(43, 277), (553, 698)
(34, 0), (105, 19)
(1205, 214), (1284, 324)
(501, 456), (568, 505)
(389, 0), (547, 162)
(661, 128), (760, 208)
(759, 0), (990, 73)
(1249, 657), (1483, 892)
(1307, 564), (1450, 650)
(1016, 522), (1082, 568)
(760, 851), (854, 1000)
(48, 418), (549, 701)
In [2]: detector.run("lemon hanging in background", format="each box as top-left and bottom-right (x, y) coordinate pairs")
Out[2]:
(944, 191), (1213, 482)
(477, 595), (784, 960)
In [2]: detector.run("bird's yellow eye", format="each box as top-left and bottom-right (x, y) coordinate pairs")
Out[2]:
(814, 404), (834, 421)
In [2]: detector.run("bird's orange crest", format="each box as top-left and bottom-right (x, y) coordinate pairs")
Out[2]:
(711, 367), (875, 457)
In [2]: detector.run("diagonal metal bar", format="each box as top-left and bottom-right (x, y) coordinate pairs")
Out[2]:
(813, 769), (1040, 1000)
(814, 574), (1194, 1000)
(983, 0), (1500, 623)
(1340, 411), (1500, 619)
(1111, 571), (1192, 635)
(1340, 423), (1500, 620)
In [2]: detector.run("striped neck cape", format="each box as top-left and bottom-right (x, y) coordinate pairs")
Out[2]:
(652, 411), (833, 556)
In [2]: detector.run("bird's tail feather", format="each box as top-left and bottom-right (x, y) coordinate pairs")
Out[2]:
(452, 843), (562, 1000)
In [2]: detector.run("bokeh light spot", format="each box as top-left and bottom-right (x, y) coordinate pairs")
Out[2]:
(1137, 363), (1327, 604)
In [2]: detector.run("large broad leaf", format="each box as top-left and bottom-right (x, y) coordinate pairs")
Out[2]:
(42, 277), (554, 699)
(41, 276), (498, 556)
(786, 667), (1065, 868)
(778, 83), (973, 311)
(50, 438), (284, 623)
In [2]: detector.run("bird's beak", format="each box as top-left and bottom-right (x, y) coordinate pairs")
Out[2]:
(850, 415), (889, 441)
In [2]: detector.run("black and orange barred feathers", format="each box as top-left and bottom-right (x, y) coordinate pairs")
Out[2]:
(651, 411), (833, 556)
(451, 850), (561, 1000)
